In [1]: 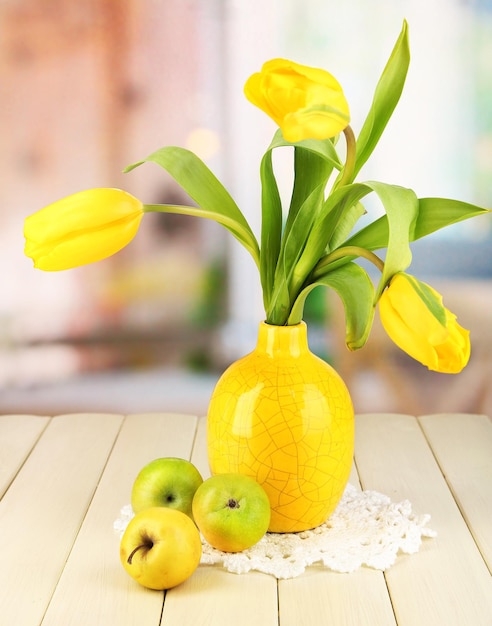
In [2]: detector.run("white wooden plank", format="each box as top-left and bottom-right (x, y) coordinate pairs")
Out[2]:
(354, 413), (492, 626)
(41, 412), (201, 626)
(163, 567), (278, 626)
(418, 413), (492, 572)
(0, 413), (123, 626)
(0, 414), (50, 497)
(190, 415), (211, 479)
(279, 567), (397, 626)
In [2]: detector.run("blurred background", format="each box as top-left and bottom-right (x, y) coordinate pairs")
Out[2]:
(0, 0), (491, 416)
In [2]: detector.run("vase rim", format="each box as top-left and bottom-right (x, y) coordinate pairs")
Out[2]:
(260, 320), (306, 329)
(257, 320), (309, 356)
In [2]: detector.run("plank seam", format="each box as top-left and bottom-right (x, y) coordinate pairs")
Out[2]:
(416, 416), (492, 576)
(40, 414), (126, 624)
(0, 415), (52, 500)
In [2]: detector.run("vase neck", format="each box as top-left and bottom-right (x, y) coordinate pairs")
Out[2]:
(256, 321), (309, 358)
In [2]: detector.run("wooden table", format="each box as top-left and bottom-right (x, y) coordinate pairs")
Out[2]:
(1, 412), (491, 626)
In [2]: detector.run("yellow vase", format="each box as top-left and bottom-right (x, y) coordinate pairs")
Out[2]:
(207, 321), (354, 533)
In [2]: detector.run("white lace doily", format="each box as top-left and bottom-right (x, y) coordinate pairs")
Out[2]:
(114, 483), (436, 579)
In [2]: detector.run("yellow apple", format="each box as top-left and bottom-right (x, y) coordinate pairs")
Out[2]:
(120, 507), (202, 590)
(131, 457), (203, 519)
(192, 473), (271, 552)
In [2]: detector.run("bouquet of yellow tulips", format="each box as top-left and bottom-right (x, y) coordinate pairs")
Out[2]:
(24, 21), (490, 374)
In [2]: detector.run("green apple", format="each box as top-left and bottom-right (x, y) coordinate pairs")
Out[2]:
(120, 507), (202, 590)
(131, 457), (203, 518)
(192, 473), (271, 552)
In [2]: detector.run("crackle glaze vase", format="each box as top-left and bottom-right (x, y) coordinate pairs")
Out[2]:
(207, 321), (354, 533)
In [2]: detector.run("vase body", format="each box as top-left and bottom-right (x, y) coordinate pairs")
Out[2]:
(207, 321), (354, 533)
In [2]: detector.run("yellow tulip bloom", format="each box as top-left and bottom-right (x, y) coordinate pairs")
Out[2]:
(24, 188), (144, 271)
(244, 58), (350, 142)
(379, 273), (470, 374)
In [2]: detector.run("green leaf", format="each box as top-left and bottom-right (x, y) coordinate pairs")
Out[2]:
(291, 183), (372, 293)
(342, 214), (389, 251)
(263, 131), (340, 251)
(265, 280), (291, 326)
(413, 198), (491, 239)
(268, 129), (343, 171)
(328, 201), (366, 251)
(282, 185), (324, 294)
(354, 20), (410, 177)
(363, 182), (418, 299)
(267, 185), (324, 325)
(288, 262), (375, 349)
(259, 148), (283, 311)
(125, 147), (260, 267)
(345, 197), (491, 251)
(287, 146), (334, 226)
(312, 183), (417, 300)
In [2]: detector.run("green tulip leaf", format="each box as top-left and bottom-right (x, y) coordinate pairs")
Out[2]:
(282, 185), (324, 291)
(267, 185), (324, 325)
(289, 262), (375, 349)
(344, 197), (490, 251)
(328, 201), (367, 251)
(342, 214), (389, 251)
(354, 20), (410, 177)
(291, 183), (372, 293)
(413, 197), (491, 239)
(125, 147), (260, 268)
(265, 131), (340, 252)
(259, 148), (283, 311)
(268, 129), (343, 171)
(363, 182), (418, 299)
(287, 146), (334, 225)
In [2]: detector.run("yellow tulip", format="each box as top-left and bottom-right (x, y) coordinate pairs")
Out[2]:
(244, 58), (350, 142)
(379, 273), (470, 374)
(24, 188), (144, 271)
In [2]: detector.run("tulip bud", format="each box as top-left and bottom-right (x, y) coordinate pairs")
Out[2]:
(244, 58), (350, 142)
(379, 273), (470, 373)
(24, 188), (144, 271)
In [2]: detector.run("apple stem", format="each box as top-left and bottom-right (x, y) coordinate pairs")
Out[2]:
(127, 541), (152, 565)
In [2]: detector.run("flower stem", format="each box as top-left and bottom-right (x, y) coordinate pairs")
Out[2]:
(312, 245), (385, 279)
(331, 125), (357, 191)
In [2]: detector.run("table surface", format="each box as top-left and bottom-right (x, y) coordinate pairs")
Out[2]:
(1, 411), (491, 626)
